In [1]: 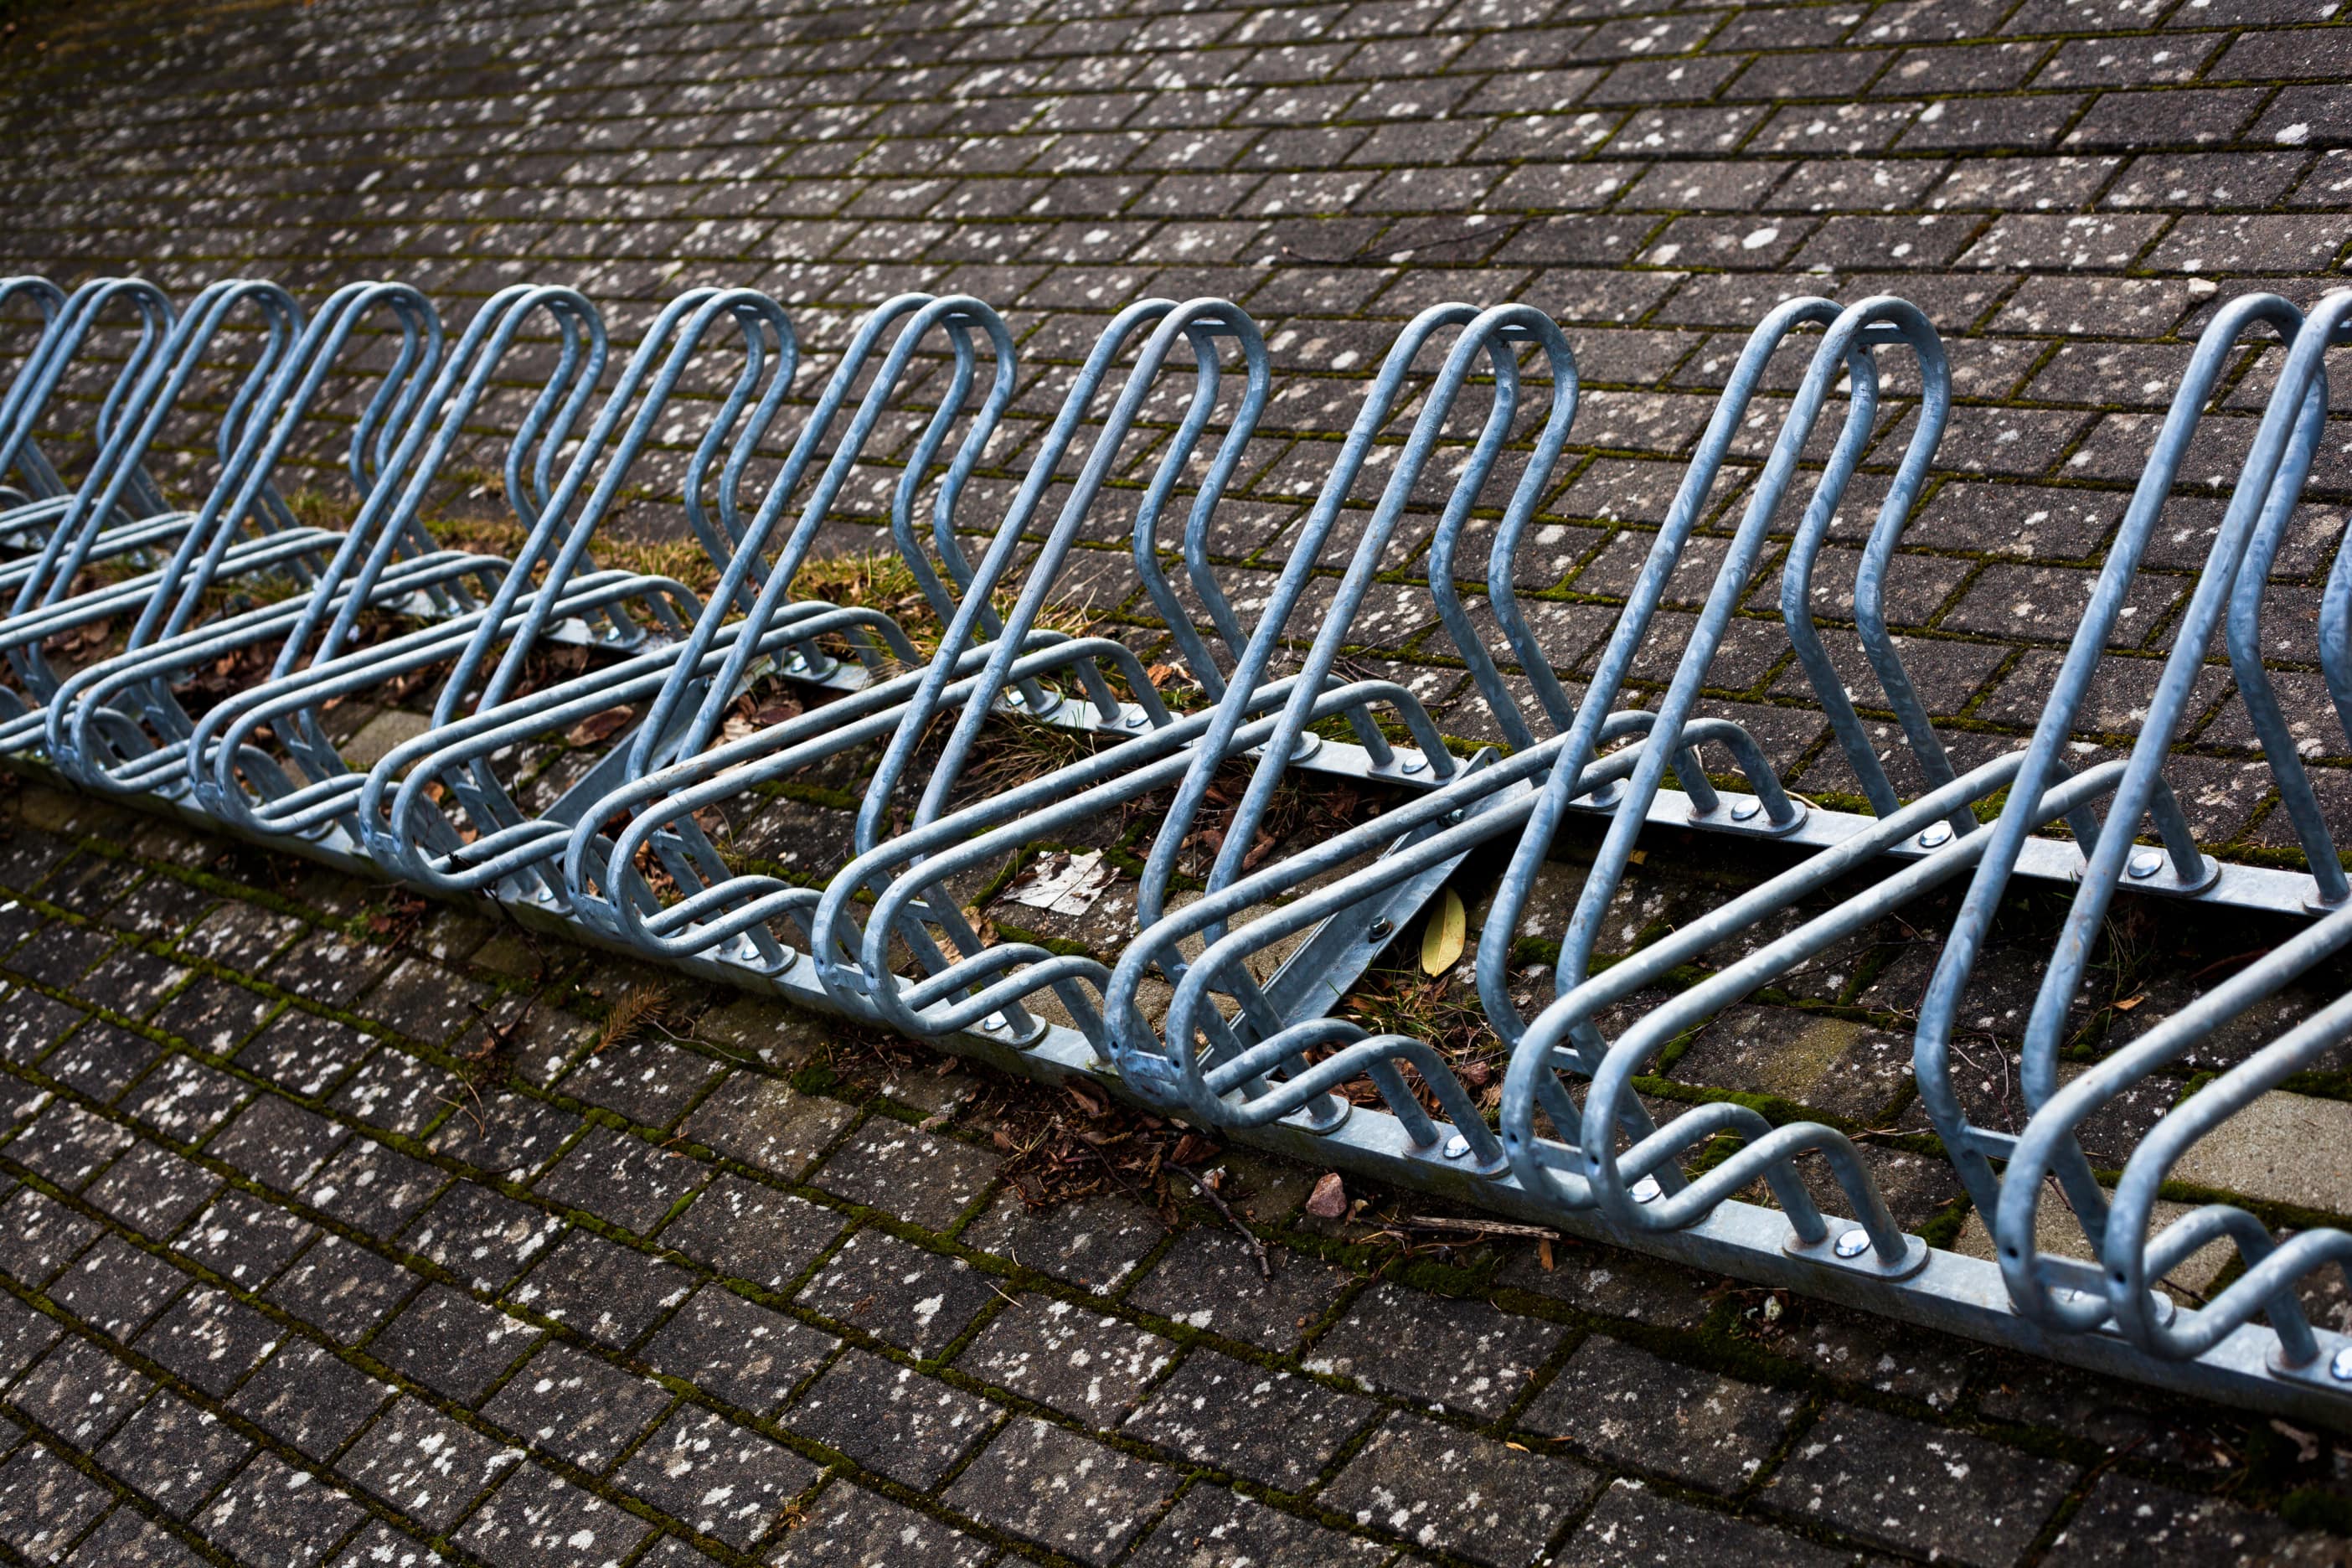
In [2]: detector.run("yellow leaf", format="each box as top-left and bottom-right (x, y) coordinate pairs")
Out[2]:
(2114, 994), (2144, 1012)
(1421, 885), (1467, 977)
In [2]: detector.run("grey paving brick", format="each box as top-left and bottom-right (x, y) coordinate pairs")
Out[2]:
(327, 1521), (448, 1567)
(812, 1120), (998, 1230)
(532, 1125), (700, 1236)
(956, 1295), (1173, 1429)
(457, 1462), (652, 1568)
(44, 1234), (185, 1343)
(0, 1290), (59, 1380)
(1130, 1484), (1390, 1566)
(797, 1228), (994, 1356)
(134, 1286), (281, 1398)
(554, 1039), (723, 1130)
(13, 1333), (152, 1450)
(0, 1441), (111, 1563)
(1559, 1478), (1859, 1567)
(506, 1229), (691, 1349)
(678, 1075), (854, 1179)
(640, 1287), (834, 1417)
(1305, 1282), (1565, 1421)
(174, 1189), (312, 1287)
(766, 1483), (996, 1567)
(80, 1142), (217, 1240)
(61, 1507), (204, 1567)
(11, 1102), (132, 1191)
(426, 1094), (581, 1184)
(97, 1390), (253, 1519)
(1524, 1336), (1803, 1494)
(400, 1184), (564, 1294)
(1326, 1412), (1602, 1568)
(482, 1339), (670, 1473)
(302, 1138), (447, 1237)
(1127, 1227), (1352, 1351)
(655, 1172), (843, 1290)
(265, 1236), (424, 1345)
(374, 1283), (544, 1405)
(945, 1415), (1179, 1567)
(783, 1349), (1000, 1488)
(614, 1406), (818, 1548)
(205, 1096), (348, 1194)
(1125, 1346), (1375, 1490)
(1765, 1403), (2074, 1566)
(336, 1398), (517, 1534)
(197, 1452), (368, 1568)
(226, 1340), (394, 1462)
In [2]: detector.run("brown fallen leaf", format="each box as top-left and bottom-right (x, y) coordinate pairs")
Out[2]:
(567, 708), (632, 747)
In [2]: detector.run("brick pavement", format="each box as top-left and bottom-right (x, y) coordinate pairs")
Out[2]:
(0, 781), (2334, 1566)
(0, 0), (2347, 1560)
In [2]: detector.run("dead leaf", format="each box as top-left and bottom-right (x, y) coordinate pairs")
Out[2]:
(566, 708), (632, 747)
(1420, 885), (1467, 976)
(1004, 849), (1117, 917)
(1305, 1171), (1347, 1220)
(1538, 1236), (1555, 1271)
(2113, 993), (2144, 1012)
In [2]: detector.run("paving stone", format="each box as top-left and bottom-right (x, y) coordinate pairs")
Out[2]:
(372, 1284), (543, 1405)
(505, 1229), (691, 1349)
(0, 1189), (98, 1288)
(766, 1483), (996, 1567)
(235, 1012), (372, 1100)
(555, 1039), (724, 1130)
(640, 1287), (835, 1417)
(944, 1416), (1179, 1567)
(962, 1191), (1166, 1295)
(1126, 1228), (1353, 1351)
(198, 1451), (369, 1566)
(302, 1138), (447, 1237)
(336, 1398), (518, 1534)
(44, 1233), (186, 1343)
(123, 1056), (252, 1142)
(613, 1406), (818, 1548)
(812, 1120), (997, 1230)
(676, 1073), (854, 1179)
(227, 1340), (394, 1462)
(457, 1462), (653, 1568)
(1764, 1403), (2074, 1567)
(783, 1350), (1000, 1488)
(1560, 1478), (1859, 1567)
(400, 1183), (564, 1293)
(80, 1142), (218, 1240)
(482, 1340), (671, 1473)
(0, 1441), (112, 1562)
(205, 1096), (349, 1194)
(1326, 1412), (1602, 1568)
(265, 1236), (425, 1344)
(532, 1125), (700, 1237)
(11, 1101), (132, 1190)
(1124, 1346), (1375, 1491)
(2042, 1473), (2303, 1565)
(2169, 1090), (2352, 1215)
(13, 1333), (153, 1449)
(328, 1050), (453, 1137)
(0, 1290), (59, 1380)
(60, 1506), (204, 1567)
(174, 1189), (313, 1287)
(956, 1295), (1173, 1429)
(654, 1172), (843, 1290)
(1522, 1335), (1803, 1495)
(1305, 1282), (1565, 1421)
(426, 1094), (581, 1184)
(1129, 1484), (1390, 1567)
(327, 1520), (448, 1567)
(134, 1286), (281, 1397)
(97, 1390), (252, 1519)
(45, 1021), (160, 1103)
(797, 1228), (994, 1356)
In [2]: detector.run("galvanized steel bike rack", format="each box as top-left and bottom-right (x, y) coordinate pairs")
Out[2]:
(9, 273), (2352, 1426)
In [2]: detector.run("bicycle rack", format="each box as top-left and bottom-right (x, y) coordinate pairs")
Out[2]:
(11, 274), (2352, 1426)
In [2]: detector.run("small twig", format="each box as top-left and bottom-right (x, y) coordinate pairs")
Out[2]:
(1171, 1163), (1269, 1282)
(1400, 1215), (1560, 1242)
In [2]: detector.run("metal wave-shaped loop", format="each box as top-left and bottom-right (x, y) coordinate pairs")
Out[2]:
(1919, 292), (2313, 1336)
(1996, 291), (2352, 1350)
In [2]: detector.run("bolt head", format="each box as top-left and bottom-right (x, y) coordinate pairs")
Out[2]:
(1629, 1175), (1662, 1204)
(1730, 798), (1761, 822)
(2128, 849), (2164, 879)
(1918, 823), (1952, 848)
(2331, 1345), (2352, 1383)
(1366, 919), (1394, 941)
(1833, 1229), (1870, 1259)
(1442, 1134), (1471, 1159)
